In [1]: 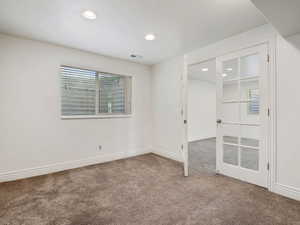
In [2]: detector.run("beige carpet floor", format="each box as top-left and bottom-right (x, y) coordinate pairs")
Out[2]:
(0, 153), (299, 225)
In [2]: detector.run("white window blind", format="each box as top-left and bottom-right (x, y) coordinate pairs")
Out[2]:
(99, 74), (126, 114)
(61, 66), (131, 117)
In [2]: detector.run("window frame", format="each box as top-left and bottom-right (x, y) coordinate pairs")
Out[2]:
(60, 65), (132, 119)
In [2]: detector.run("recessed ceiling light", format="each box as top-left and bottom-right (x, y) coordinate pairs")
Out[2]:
(222, 73), (227, 77)
(202, 68), (209, 72)
(82, 10), (97, 20)
(145, 34), (156, 41)
(226, 68), (233, 71)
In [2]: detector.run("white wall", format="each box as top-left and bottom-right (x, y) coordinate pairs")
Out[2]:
(275, 33), (300, 197)
(186, 24), (276, 65)
(151, 56), (184, 161)
(188, 80), (216, 141)
(0, 34), (152, 181)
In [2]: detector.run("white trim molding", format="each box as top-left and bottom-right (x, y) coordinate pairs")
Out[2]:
(0, 148), (151, 183)
(273, 183), (300, 201)
(151, 146), (183, 162)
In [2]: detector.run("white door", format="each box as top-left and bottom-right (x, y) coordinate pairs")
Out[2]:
(216, 44), (269, 187)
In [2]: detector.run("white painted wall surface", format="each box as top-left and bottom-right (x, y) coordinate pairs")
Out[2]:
(186, 24), (276, 65)
(187, 80), (216, 141)
(275, 34), (300, 195)
(0, 34), (152, 181)
(151, 56), (184, 162)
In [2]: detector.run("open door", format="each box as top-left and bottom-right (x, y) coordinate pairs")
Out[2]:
(216, 44), (269, 187)
(182, 60), (189, 176)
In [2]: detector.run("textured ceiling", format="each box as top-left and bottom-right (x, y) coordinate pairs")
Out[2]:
(0, 0), (266, 64)
(251, 0), (300, 37)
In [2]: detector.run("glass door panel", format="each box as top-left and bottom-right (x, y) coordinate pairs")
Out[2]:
(223, 80), (239, 101)
(240, 102), (260, 124)
(240, 79), (259, 102)
(222, 58), (238, 81)
(222, 103), (239, 123)
(240, 125), (259, 148)
(240, 53), (260, 78)
(223, 144), (239, 166)
(240, 147), (259, 170)
(240, 124), (259, 169)
(223, 124), (239, 144)
(222, 124), (239, 166)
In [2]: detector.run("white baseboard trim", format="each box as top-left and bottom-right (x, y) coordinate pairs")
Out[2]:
(0, 149), (151, 183)
(272, 183), (300, 201)
(151, 146), (183, 162)
(2, 147), (299, 202)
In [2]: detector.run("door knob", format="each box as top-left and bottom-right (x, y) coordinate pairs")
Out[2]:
(216, 119), (222, 124)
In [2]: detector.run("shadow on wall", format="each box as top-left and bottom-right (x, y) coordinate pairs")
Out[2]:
(288, 33), (300, 50)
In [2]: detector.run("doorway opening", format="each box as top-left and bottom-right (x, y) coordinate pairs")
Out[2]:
(187, 59), (217, 174)
(184, 44), (270, 188)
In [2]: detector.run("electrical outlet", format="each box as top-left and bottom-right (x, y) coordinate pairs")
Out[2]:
(98, 145), (102, 151)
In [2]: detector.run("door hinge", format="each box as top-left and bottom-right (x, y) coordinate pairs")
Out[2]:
(267, 54), (270, 63)
(267, 108), (270, 117)
(267, 162), (270, 171)
(181, 144), (184, 150)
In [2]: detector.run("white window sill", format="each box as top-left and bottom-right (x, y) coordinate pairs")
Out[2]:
(61, 114), (132, 120)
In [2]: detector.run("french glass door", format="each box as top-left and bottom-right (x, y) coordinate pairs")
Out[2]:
(216, 44), (268, 187)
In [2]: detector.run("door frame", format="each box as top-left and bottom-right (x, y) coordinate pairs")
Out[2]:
(181, 39), (276, 191)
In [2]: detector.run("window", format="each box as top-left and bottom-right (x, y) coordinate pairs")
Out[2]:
(61, 66), (132, 117)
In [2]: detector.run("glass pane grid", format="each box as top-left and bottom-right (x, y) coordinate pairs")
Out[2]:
(241, 147), (259, 171)
(222, 55), (260, 171)
(240, 53), (260, 77)
(223, 144), (239, 166)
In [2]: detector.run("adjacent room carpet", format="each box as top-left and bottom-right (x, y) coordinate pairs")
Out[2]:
(0, 154), (299, 225)
(189, 137), (260, 173)
(189, 138), (216, 173)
